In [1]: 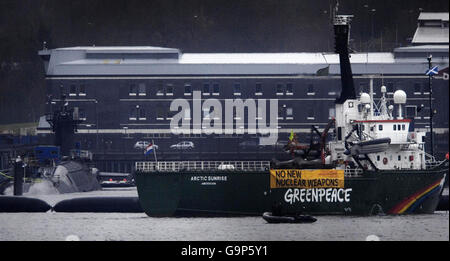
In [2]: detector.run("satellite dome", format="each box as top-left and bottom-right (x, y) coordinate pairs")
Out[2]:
(360, 93), (371, 104)
(380, 86), (386, 93)
(393, 90), (407, 104)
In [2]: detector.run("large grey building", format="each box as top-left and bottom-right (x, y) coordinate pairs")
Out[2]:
(37, 12), (449, 173)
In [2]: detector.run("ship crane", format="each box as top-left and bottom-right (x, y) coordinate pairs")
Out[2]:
(284, 118), (335, 162)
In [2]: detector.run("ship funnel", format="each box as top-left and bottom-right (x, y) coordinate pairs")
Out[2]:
(334, 15), (356, 104)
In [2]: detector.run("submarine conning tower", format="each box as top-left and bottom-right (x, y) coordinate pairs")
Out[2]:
(333, 15), (356, 104)
(45, 94), (83, 157)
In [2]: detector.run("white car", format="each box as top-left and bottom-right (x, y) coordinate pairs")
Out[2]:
(134, 141), (159, 150)
(217, 164), (235, 170)
(170, 141), (194, 150)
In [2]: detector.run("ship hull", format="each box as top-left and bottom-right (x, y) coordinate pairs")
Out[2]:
(135, 168), (447, 217)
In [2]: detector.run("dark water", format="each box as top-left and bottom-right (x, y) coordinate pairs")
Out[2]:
(0, 211), (448, 241)
(0, 187), (448, 241)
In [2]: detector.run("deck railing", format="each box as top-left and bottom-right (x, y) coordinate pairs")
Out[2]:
(424, 152), (448, 169)
(344, 168), (363, 177)
(425, 159), (448, 170)
(135, 161), (271, 172)
(135, 161), (371, 176)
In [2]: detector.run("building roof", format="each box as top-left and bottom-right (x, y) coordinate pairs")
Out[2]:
(412, 26), (449, 44)
(418, 12), (449, 21)
(179, 52), (394, 64)
(55, 46), (180, 53)
(412, 12), (449, 45)
(394, 45), (449, 52)
(39, 45), (449, 77)
(40, 11), (450, 77)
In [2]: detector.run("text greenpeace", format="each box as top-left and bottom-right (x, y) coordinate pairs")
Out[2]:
(269, 169), (345, 189)
(284, 188), (353, 204)
(169, 91), (278, 145)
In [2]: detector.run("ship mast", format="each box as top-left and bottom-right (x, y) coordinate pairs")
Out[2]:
(427, 55), (434, 157)
(369, 76), (374, 120)
(333, 12), (355, 104)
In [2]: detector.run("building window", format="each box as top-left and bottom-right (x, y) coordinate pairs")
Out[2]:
(232, 108), (242, 120)
(414, 83), (421, 94)
(129, 84), (138, 96)
(79, 84), (86, 96)
(378, 124), (383, 131)
(402, 124), (405, 131)
(213, 83), (220, 95)
(307, 84), (315, 95)
(386, 82), (394, 93)
(167, 110), (176, 120)
(255, 83), (263, 95)
(129, 107), (137, 120)
(203, 83), (210, 95)
(423, 84), (430, 94)
(286, 107), (293, 120)
(59, 84), (65, 96)
(393, 125), (396, 131)
(233, 83), (241, 95)
(138, 83), (146, 96)
(184, 108), (191, 120)
(166, 84), (173, 96)
(406, 106), (417, 119)
(329, 108), (336, 119)
(157, 84), (164, 96)
(184, 84), (192, 96)
(276, 84), (284, 95)
(139, 108), (146, 120)
(79, 108), (86, 120)
(157, 108), (165, 120)
(203, 108), (211, 119)
(307, 109), (315, 120)
(358, 82), (367, 94)
(286, 83), (293, 95)
(69, 84), (77, 96)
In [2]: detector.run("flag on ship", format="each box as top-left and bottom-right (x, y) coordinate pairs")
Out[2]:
(144, 143), (154, 155)
(289, 130), (295, 141)
(426, 66), (439, 76)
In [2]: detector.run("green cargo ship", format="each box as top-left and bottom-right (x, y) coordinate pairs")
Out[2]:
(135, 160), (447, 216)
(134, 14), (449, 217)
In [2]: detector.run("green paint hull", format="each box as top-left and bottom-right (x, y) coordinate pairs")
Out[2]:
(135, 166), (447, 217)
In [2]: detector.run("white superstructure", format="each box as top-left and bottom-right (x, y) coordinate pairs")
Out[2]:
(329, 82), (429, 171)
